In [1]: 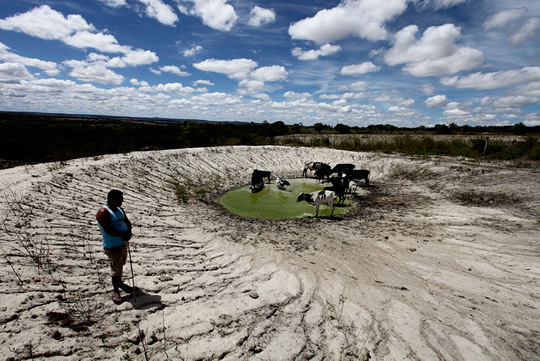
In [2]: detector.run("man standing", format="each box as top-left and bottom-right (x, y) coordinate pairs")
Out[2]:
(96, 189), (133, 304)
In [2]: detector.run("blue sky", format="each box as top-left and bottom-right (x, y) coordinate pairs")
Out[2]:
(0, 0), (539, 127)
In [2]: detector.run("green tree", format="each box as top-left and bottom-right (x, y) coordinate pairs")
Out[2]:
(335, 123), (351, 134)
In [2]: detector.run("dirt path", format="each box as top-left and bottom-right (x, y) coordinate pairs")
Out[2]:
(0, 146), (538, 360)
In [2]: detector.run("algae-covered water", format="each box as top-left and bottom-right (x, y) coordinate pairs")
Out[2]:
(219, 178), (356, 219)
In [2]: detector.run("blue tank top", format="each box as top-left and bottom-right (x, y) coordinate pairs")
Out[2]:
(98, 205), (128, 248)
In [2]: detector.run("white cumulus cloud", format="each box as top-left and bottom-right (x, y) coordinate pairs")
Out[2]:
(484, 8), (526, 30)
(100, 0), (127, 7)
(507, 17), (540, 44)
(67, 63), (124, 84)
(140, 82), (196, 94)
(238, 79), (265, 93)
(122, 49), (159, 66)
(289, 0), (407, 44)
(339, 81), (369, 92)
(193, 79), (214, 86)
(137, 0), (178, 26)
(284, 91), (312, 98)
(492, 95), (539, 108)
(292, 44), (342, 60)
(414, 0), (468, 10)
(0, 5), (94, 40)
(251, 66), (288, 82)
(131, 78), (149, 87)
(0, 62), (34, 83)
(384, 23), (483, 76)
(184, 45), (203, 57)
(193, 58), (257, 80)
(341, 62), (381, 76)
(419, 84), (436, 95)
(440, 67), (540, 90)
(248, 6), (275, 27)
(178, 0), (237, 31)
(424, 94), (447, 108)
(0, 5), (160, 66)
(160, 65), (191, 76)
(484, 8), (539, 45)
(63, 30), (130, 53)
(0, 42), (59, 76)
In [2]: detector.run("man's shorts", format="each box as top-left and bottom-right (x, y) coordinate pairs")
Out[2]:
(103, 244), (127, 277)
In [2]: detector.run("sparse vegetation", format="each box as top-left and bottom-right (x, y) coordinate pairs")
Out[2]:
(388, 163), (436, 182)
(1, 188), (55, 280)
(167, 176), (190, 204)
(455, 191), (521, 206)
(284, 134), (540, 163)
(327, 295), (373, 361)
(57, 288), (102, 328)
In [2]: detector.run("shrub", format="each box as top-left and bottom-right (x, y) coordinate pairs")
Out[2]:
(455, 191), (521, 206)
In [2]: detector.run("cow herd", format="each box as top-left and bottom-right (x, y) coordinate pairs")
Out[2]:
(249, 161), (371, 217)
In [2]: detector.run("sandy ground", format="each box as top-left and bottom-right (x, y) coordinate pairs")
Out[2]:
(0, 145), (539, 360)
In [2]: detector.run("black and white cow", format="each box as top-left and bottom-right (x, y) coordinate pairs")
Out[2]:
(296, 190), (335, 217)
(276, 177), (291, 191)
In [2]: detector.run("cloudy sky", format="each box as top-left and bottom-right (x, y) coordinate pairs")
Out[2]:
(1, 0), (539, 127)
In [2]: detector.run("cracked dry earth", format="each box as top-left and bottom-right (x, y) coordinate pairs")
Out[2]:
(0, 145), (539, 360)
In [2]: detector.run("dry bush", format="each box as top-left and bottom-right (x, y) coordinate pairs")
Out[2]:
(56, 288), (103, 329)
(454, 191), (521, 206)
(387, 164), (435, 182)
(1, 188), (55, 282)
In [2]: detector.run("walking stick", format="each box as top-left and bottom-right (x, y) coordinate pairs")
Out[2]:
(127, 242), (136, 301)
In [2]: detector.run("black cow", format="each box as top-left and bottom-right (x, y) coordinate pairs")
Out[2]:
(250, 169), (271, 193)
(252, 169), (271, 183)
(314, 163), (332, 181)
(345, 169), (370, 186)
(324, 176), (348, 204)
(331, 163), (355, 176)
(250, 174), (264, 193)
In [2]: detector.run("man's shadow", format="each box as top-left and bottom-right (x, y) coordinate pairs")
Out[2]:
(122, 288), (165, 310)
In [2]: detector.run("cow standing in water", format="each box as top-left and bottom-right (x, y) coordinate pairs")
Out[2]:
(324, 176), (348, 204)
(296, 190), (335, 217)
(250, 169), (271, 193)
(252, 169), (271, 183)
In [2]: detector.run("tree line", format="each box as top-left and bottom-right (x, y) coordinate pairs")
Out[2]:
(1, 112), (538, 168)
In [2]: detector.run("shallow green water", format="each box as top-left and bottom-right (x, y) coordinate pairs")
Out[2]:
(219, 178), (355, 219)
